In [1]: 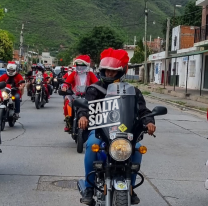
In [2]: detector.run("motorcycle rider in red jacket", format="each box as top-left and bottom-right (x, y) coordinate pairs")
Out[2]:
(0, 63), (25, 119)
(61, 55), (98, 132)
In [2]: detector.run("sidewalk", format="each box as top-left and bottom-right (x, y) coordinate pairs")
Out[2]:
(132, 83), (208, 114)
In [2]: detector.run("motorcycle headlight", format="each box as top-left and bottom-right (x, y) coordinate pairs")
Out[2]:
(109, 138), (132, 161)
(36, 85), (41, 90)
(2, 91), (9, 100)
(54, 78), (57, 82)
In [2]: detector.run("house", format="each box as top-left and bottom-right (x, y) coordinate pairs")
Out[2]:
(194, 0), (208, 91)
(40, 52), (57, 67)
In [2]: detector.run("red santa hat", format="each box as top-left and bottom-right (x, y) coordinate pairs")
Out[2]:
(73, 55), (91, 66)
(99, 48), (129, 71)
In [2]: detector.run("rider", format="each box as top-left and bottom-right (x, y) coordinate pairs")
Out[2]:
(26, 64), (36, 96)
(78, 48), (156, 205)
(0, 62), (25, 119)
(35, 64), (50, 103)
(62, 66), (73, 80)
(45, 66), (54, 95)
(61, 55), (98, 132)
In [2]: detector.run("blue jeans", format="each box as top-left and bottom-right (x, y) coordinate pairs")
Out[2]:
(84, 130), (142, 188)
(14, 93), (20, 113)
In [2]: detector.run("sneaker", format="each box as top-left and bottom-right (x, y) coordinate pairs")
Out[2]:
(131, 190), (140, 205)
(64, 127), (69, 132)
(80, 187), (94, 205)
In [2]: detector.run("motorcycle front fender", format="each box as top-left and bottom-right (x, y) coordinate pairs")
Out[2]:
(112, 177), (128, 191)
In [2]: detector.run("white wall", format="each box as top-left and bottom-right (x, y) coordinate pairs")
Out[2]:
(171, 26), (181, 51)
(126, 49), (135, 61)
(154, 60), (165, 84)
(171, 55), (202, 89)
(127, 68), (135, 75)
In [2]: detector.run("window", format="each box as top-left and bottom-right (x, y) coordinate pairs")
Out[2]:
(189, 60), (196, 77)
(44, 60), (48, 63)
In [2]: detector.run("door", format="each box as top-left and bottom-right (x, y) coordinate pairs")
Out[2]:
(203, 55), (208, 89)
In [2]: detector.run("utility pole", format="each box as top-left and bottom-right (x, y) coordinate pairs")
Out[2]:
(164, 18), (170, 89)
(19, 23), (24, 70)
(144, 0), (148, 84)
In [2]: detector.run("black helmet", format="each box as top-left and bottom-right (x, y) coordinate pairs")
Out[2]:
(36, 63), (45, 73)
(99, 48), (129, 84)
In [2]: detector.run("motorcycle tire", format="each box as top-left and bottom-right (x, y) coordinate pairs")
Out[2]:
(112, 190), (128, 206)
(77, 129), (83, 153)
(8, 117), (15, 127)
(0, 109), (5, 131)
(35, 94), (41, 109)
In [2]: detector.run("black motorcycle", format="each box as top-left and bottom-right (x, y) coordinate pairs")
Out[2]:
(34, 74), (49, 109)
(59, 81), (87, 153)
(0, 80), (25, 130)
(76, 82), (167, 206)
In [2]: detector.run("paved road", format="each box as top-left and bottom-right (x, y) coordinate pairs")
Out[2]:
(0, 93), (208, 206)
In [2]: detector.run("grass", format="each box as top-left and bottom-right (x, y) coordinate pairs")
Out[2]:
(197, 107), (207, 112)
(168, 100), (186, 106)
(142, 91), (151, 95)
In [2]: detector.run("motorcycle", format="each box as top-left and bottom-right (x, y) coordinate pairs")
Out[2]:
(76, 82), (167, 206)
(34, 73), (49, 109)
(59, 72), (91, 153)
(0, 80), (25, 130)
(53, 75), (59, 93)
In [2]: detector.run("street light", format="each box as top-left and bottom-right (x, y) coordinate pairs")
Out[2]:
(173, 5), (182, 27)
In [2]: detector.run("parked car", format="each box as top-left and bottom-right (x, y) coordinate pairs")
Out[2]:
(0, 68), (6, 77)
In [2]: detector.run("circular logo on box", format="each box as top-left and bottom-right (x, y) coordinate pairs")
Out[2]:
(108, 111), (120, 122)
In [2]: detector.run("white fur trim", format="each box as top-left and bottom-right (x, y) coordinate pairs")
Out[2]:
(73, 59), (90, 66)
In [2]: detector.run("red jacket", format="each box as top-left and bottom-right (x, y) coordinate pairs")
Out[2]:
(0, 73), (24, 97)
(63, 71), (98, 90)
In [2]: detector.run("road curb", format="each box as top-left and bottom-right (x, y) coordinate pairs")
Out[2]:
(146, 94), (207, 115)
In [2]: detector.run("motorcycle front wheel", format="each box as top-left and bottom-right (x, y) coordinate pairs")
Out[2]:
(35, 94), (41, 109)
(0, 109), (5, 131)
(8, 116), (15, 127)
(112, 190), (128, 206)
(77, 129), (83, 153)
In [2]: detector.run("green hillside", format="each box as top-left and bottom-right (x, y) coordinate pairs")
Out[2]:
(0, 0), (190, 52)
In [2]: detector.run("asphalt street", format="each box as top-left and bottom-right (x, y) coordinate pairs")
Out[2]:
(0, 92), (208, 206)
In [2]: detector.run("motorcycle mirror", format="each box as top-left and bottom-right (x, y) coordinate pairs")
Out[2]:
(0, 82), (6, 89)
(151, 106), (167, 116)
(73, 99), (89, 110)
(141, 106), (167, 119)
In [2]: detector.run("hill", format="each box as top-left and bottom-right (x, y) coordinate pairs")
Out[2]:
(0, 0), (190, 53)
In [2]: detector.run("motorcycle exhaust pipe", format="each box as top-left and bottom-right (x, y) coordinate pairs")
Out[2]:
(77, 179), (86, 197)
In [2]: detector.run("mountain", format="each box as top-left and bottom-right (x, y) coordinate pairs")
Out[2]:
(0, 0), (190, 52)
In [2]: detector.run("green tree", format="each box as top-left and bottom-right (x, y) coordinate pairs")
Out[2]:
(130, 39), (151, 64)
(0, 29), (13, 62)
(56, 46), (78, 66)
(0, 5), (4, 20)
(76, 26), (124, 64)
(180, 1), (202, 27)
